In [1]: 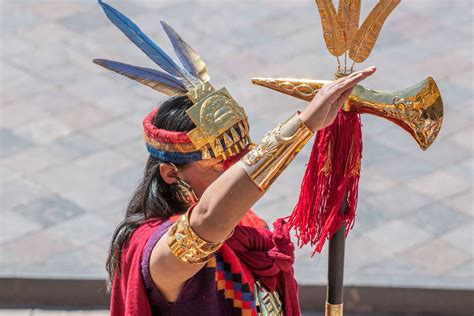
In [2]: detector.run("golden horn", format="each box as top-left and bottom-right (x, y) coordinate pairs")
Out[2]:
(252, 77), (443, 151)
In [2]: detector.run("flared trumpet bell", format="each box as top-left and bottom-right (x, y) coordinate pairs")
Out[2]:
(252, 77), (443, 150)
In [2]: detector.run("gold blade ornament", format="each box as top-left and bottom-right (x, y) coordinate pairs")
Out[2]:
(252, 77), (443, 150)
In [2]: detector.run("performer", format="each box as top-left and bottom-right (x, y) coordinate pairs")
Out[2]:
(94, 1), (375, 315)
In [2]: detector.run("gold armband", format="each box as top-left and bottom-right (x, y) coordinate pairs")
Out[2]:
(241, 112), (314, 191)
(167, 209), (226, 264)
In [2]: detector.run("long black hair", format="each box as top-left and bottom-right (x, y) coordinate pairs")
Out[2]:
(106, 95), (195, 289)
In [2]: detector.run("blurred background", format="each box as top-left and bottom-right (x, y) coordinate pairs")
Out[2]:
(0, 0), (472, 315)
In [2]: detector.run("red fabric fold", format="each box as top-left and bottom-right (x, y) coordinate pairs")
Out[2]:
(110, 214), (299, 316)
(226, 218), (300, 316)
(110, 219), (162, 316)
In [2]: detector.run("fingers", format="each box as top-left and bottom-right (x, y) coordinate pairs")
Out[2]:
(327, 66), (376, 97)
(330, 87), (353, 117)
(338, 87), (354, 104)
(330, 66), (376, 87)
(344, 66), (376, 87)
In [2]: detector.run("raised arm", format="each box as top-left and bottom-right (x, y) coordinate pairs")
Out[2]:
(150, 67), (376, 301)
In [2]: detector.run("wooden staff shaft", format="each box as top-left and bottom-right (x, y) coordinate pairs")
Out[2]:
(325, 192), (348, 316)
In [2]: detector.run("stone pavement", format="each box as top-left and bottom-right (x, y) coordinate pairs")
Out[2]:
(0, 0), (472, 293)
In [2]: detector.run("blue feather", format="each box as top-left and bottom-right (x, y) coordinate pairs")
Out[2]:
(98, 1), (199, 88)
(161, 21), (210, 82)
(93, 59), (187, 96)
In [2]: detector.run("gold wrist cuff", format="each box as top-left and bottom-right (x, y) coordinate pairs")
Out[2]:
(241, 112), (314, 191)
(167, 209), (225, 264)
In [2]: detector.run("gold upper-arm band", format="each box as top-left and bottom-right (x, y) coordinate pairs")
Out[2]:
(167, 208), (227, 264)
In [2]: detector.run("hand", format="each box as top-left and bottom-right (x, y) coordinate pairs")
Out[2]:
(299, 66), (376, 131)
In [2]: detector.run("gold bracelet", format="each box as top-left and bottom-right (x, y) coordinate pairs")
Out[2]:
(241, 112), (314, 191)
(167, 209), (226, 264)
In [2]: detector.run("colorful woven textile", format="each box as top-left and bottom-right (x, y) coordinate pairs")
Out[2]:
(143, 108), (204, 163)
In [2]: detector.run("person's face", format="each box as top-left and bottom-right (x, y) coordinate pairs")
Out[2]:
(174, 158), (225, 198)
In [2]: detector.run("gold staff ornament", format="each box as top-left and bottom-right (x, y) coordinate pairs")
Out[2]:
(253, 0), (443, 150)
(252, 1), (444, 315)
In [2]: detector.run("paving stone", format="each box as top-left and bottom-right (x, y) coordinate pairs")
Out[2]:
(3, 146), (64, 174)
(351, 200), (390, 235)
(9, 44), (80, 76)
(436, 80), (472, 108)
(0, 99), (52, 129)
(405, 202), (471, 236)
(0, 65), (52, 99)
(33, 164), (127, 211)
(55, 105), (111, 132)
(74, 148), (135, 178)
(112, 139), (148, 163)
(63, 75), (131, 106)
(0, 3), (42, 33)
(409, 139), (472, 168)
(358, 257), (421, 277)
(2, 230), (75, 268)
(447, 260), (474, 278)
(59, 1), (145, 34)
(22, 246), (106, 279)
(437, 109), (472, 139)
(440, 221), (474, 256)
(359, 137), (401, 167)
(447, 127), (473, 151)
(45, 213), (113, 248)
(403, 238), (471, 274)
(0, 128), (32, 158)
(91, 196), (129, 225)
(363, 219), (433, 255)
(0, 63), (36, 95)
(32, 1), (90, 20)
(0, 211), (41, 244)
(13, 117), (73, 145)
(93, 92), (153, 117)
(14, 195), (85, 228)
(364, 186), (433, 219)
(358, 169), (397, 194)
(344, 234), (393, 271)
(0, 162), (22, 183)
(49, 132), (105, 161)
(69, 180), (128, 211)
(23, 90), (86, 115)
(84, 118), (139, 147)
(364, 154), (437, 183)
(107, 164), (143, 192)
(444, 190), (474, 217)
(408, 170), (470, 200)
(0, 177), (48, 212)
(19, 22), (77, 45)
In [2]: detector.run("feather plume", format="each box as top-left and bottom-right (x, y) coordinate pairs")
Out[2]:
(349, 0), (400, 63)
(160, 21), (210, 83)
(338, 0), (361, 50)
(315, 0), (346, 57)
(93, 59), (187, 96)
(98, 0), (199, 88)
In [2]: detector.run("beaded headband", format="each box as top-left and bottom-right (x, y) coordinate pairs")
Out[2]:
(94, 1), (252, 163)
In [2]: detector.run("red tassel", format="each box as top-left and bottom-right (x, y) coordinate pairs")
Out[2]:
(288, 110), (362, 254)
